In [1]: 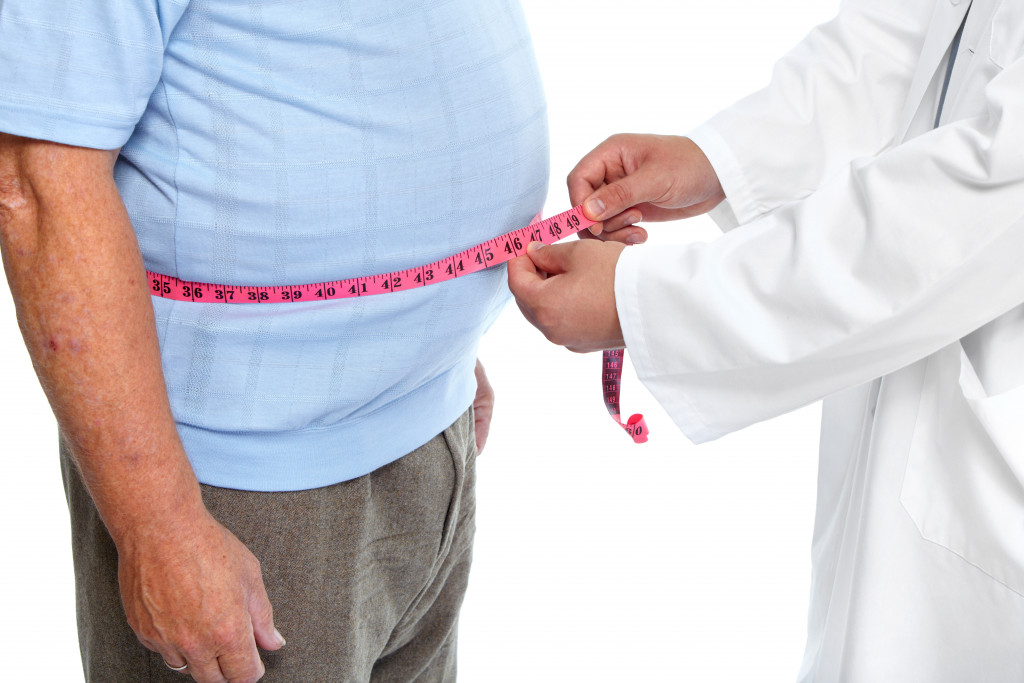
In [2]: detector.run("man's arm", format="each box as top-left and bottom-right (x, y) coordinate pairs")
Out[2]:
(0, 134), (283, 683)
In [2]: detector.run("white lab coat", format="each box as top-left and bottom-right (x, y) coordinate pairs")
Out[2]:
(615, 0), (1024, 680)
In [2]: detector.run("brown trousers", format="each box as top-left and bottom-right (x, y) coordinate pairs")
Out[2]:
(61, 409), (477, 682)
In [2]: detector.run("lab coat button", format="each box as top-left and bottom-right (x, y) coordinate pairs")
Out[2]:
(950, 0), (960, 4)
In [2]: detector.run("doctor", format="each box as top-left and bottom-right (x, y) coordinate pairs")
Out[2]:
(509, 0), (1024, 680)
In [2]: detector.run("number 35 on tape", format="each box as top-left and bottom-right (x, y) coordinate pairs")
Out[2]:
(148, 206), (648, 444)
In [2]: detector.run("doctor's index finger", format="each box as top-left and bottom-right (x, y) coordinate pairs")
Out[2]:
(567, 139), (632, 222)
(566, 160), (604, 209)
(506, 253), (545, 300)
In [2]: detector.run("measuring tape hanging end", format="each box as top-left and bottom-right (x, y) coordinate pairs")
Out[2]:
(602, 348), (648, 444)
(625, 414), (648, 444)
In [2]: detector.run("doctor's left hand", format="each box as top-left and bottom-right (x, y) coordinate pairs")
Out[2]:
(507, 239), (626, 353)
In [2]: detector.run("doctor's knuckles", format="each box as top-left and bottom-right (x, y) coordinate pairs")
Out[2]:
(507, 240), (626, 353)
(568, 133), (726, 239)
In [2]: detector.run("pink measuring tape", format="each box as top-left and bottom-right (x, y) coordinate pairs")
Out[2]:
(148, 206), (648, 443)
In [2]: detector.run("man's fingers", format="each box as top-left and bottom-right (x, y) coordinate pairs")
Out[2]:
(157, 627), (264, 683)
(182, 654), (228, 683)
(158, 650), (189, 675)
(248, 581), (285, 652)
(215, 638), (266, 683)
(472, 359), (494, 454)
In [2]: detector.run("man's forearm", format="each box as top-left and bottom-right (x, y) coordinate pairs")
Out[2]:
(0, 135), (205, 544)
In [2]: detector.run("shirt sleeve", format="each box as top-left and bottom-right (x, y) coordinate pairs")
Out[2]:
(688, 0), (937, 230)
(0, 0), (191, 149)
(616, 52), (1024, 443)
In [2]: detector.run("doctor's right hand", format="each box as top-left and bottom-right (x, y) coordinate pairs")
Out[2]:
(568, 134), (726, 242)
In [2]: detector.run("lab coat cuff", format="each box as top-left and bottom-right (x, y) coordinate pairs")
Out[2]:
(614, 244), (720, 444)
(686, 123), (763, 230)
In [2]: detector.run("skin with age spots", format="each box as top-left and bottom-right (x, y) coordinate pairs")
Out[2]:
(47, 335), (83, 354)
(0, 171), (28, 213)
(0, 133), (284, 683)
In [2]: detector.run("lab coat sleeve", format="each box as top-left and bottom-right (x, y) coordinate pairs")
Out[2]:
(687, 0), (937, 230)
(615, 56), (1024, 443)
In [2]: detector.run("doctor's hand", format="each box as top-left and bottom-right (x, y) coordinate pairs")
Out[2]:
(569, 134), (725, 242)
(507, 240), (626, 353)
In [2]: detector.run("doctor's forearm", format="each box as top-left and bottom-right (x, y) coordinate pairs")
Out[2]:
(0, 135), (207, 544)
(617, 48), (1024, 440)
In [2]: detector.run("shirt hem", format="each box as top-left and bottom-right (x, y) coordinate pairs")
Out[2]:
(179, 360), (476, 491)
(0, 103), (133, 149)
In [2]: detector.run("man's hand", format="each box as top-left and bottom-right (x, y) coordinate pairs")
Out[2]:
(568, 134), (725, 242)
(473, 359), (494, 453)
(119, 512), (284, 682)
(507, 240), (626, 353)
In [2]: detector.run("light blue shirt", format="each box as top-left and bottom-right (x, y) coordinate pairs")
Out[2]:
(0, 0), (549, 490)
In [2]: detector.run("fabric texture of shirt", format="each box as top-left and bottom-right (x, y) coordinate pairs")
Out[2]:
(615, 0), (1024, 679)
(0, 0), (549, 490)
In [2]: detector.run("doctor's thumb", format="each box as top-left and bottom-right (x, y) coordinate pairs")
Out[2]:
(582, 173), (655, 226)
(526, 241), (569, 275)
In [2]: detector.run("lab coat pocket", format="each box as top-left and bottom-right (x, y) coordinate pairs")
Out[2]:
(900, 343), (1024, 596)
(990, 0), (1024, 68)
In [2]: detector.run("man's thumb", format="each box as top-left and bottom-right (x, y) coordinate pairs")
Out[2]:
(250, 590), (286, 651)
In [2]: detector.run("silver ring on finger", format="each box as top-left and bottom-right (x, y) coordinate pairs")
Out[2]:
(163, 658), (188, 672)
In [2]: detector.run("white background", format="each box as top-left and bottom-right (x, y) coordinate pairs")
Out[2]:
(0, 1), (838, 680)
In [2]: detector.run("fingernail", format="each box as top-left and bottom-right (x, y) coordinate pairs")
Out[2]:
(626, 234), (645, 245)
(275, 629), (286, 647)
(527, 241), (546, 252)
(585, 198), (606, 219)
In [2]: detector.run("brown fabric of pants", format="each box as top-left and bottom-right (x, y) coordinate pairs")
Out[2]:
(60, 408), (477, 682)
